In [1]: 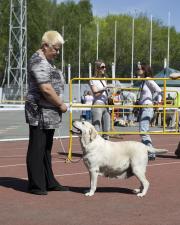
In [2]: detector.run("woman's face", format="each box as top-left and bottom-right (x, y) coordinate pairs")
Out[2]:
(137, 68), (144, 78)
(43, 43), (61, 61)
(97, 63), (106, 76)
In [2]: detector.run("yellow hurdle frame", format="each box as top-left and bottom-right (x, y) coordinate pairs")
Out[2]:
(67, 77), (180, 161)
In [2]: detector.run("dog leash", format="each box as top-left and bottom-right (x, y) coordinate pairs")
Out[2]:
(66, 130), (84, 163)
(66, 155), (83, 164)
(56, 128), (83, 163)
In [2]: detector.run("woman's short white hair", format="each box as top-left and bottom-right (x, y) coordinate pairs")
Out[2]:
(41, 30), (64, 46)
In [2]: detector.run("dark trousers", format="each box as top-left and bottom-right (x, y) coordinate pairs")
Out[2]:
(26, 125), (59, 191)
(86, 110), (92, 120)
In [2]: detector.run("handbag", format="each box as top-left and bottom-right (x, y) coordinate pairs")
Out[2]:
(107, 96), (114, 105)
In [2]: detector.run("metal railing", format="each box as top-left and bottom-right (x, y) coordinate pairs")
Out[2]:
(67, 77), (180, 160)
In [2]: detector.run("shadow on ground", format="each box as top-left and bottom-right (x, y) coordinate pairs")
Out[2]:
(69, 186), (134, 195)
(0, 177), (28, 193)
(156, 154), (178, 159)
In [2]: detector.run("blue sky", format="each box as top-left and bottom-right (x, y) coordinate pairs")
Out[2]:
(56, 0), (180, 32)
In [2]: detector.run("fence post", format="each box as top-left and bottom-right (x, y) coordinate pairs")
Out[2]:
(112, 62), (115, 86)
(89, 63), (92, 78)
(68, 64), (71, 84)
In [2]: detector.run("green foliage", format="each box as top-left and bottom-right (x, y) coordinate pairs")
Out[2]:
(27, 0), (54, 57)
(0, 0), (180, 84)
(0, 0), (10, 83)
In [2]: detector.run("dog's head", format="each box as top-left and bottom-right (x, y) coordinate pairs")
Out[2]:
(72, 121), (98, 145)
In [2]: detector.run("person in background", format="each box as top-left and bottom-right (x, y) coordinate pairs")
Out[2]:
(169, 72), (180, 158)
(171, 92), (180, 128)
(84, 90), (94, 120)
(120, 90), (136, 126)
(81, 90), (87, 120)
(137, 62), (162, 160)
(166, 93), (174, 105)
(81, 90), (87, 104)
(165, 93), (175, 127)
(113, 90), (122, 121)
(89, 59), (111, 140)
(25, 30), (69, 195)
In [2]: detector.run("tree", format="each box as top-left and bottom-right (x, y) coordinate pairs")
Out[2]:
(0, 0), (180, 86)
(27, 0), (54, 57)
(0, 0), (10, 84)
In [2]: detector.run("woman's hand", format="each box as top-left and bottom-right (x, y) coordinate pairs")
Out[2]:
(59, 103), (67, 113)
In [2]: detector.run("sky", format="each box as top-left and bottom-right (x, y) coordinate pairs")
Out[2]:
(56, 0), (180, 32)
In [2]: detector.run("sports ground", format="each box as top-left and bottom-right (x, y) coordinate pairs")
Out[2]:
(0, 110), (180, 225)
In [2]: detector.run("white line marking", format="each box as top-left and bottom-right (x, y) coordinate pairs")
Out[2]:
(0, 151), (174, 158)
(0, 136), (78, 142)
(16, 160), (180, 182)
(0, 152), (74, 158)
(0, 161), (179, 183)
(55, 172), (88, 177)
(0, 159), (179, 170)
(0, 163), (26, 168)
(148, 161), (180, 167)
(0, 172), (89, 182)
(0, 160), (66, 168)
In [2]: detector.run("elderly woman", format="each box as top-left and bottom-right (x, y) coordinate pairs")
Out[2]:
(89, 60), (111, 140)
(25, 31), (68, 195)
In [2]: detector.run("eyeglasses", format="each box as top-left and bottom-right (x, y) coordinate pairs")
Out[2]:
(52, 46), (60, 53)
(100, 66), (106, 69)
(48, 44), (60, 53)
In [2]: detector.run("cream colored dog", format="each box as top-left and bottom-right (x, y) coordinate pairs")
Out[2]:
(72, 121), (168, 197)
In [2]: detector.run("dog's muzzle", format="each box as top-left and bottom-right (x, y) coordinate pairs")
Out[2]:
(71, 122), (82, 135)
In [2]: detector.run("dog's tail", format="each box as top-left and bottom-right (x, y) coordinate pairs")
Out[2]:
(147, 147), (168, 154)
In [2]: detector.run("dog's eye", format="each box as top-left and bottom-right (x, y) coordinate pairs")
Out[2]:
(82, 121), (85, 125)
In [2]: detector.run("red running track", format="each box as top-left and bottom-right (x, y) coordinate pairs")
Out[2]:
(0, 134), (180, 225)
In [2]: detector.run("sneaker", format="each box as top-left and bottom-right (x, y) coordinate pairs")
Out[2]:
(175, 149), (180, 158)
(103, 135), (109, 140)
(104, 137), (109, 140)
(169, 73), (180, 79)
(148, 153), (156, 161)
(174, 142), (180, 158)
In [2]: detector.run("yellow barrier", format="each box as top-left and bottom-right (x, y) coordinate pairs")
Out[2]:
(0, 100), (25, 104)
(67, 77), (179, 161)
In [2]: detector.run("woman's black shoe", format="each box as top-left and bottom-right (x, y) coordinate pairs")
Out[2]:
(48, 185), (69, 192)
(29, 189), (48, 195)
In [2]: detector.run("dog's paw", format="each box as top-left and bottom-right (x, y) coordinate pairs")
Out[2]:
(133, 188), (141, 194)
(137, 193), (145, 197)
(84, 191), (94, 197)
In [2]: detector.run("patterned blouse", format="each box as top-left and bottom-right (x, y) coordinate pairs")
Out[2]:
(25, 51), (65, 129)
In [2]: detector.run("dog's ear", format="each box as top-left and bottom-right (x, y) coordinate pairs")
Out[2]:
(89, 127), (97, 141)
